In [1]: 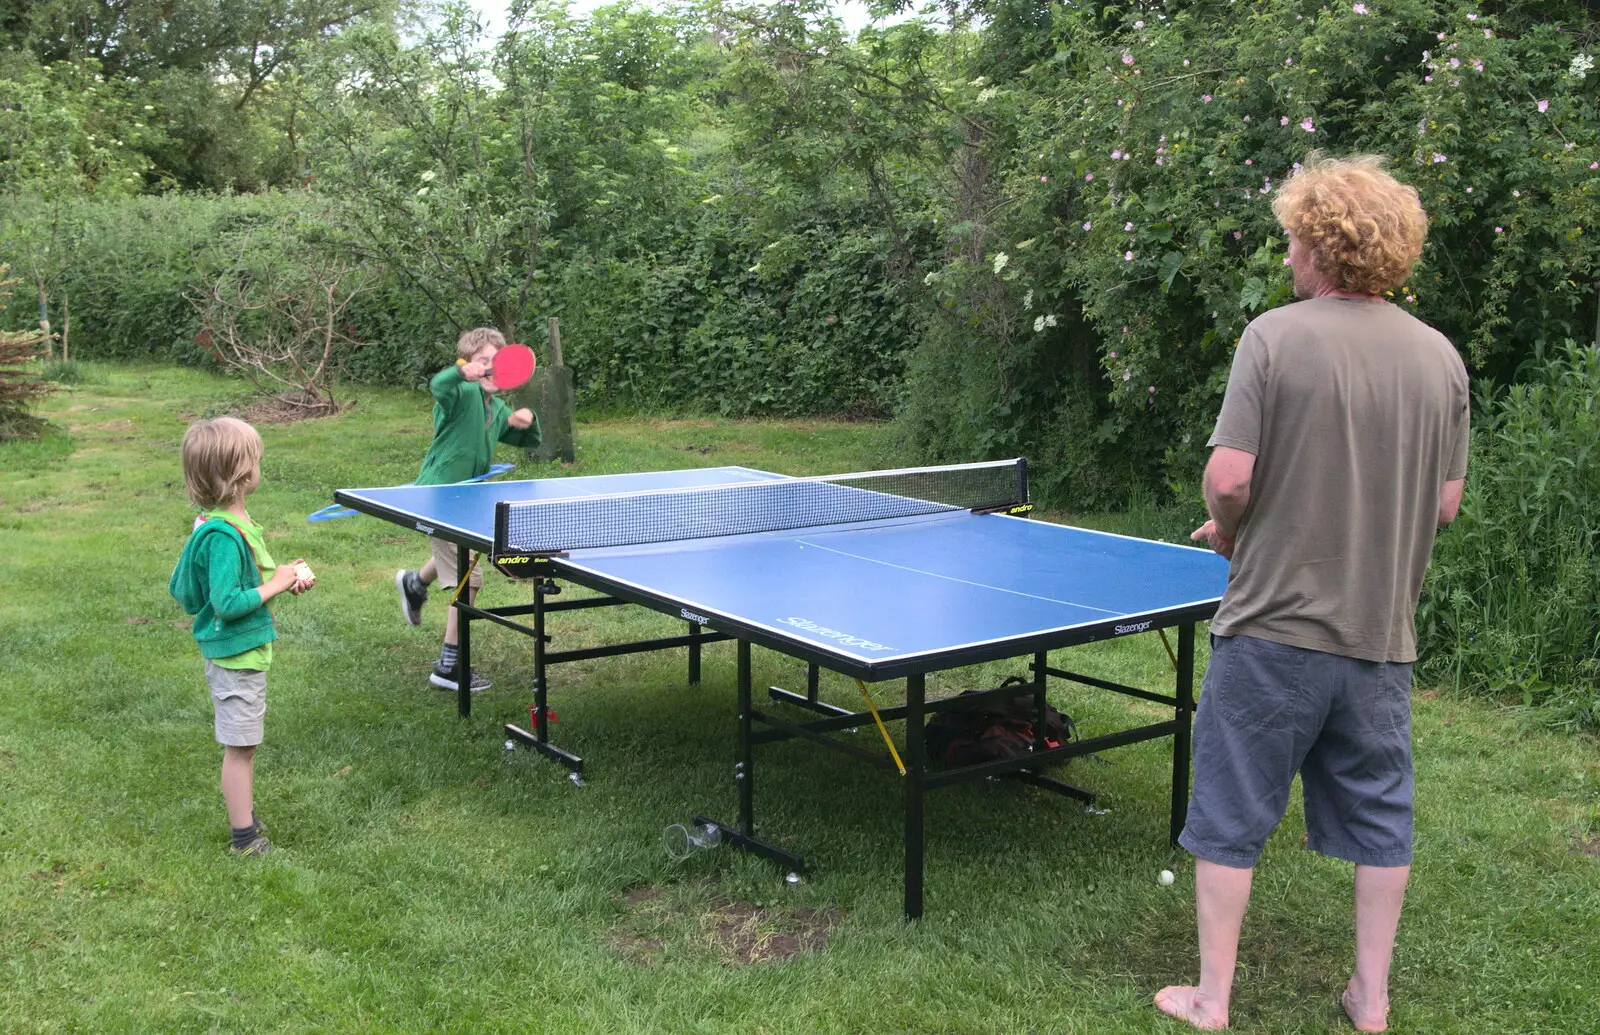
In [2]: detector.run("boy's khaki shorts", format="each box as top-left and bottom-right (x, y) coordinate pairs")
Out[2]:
(205, 660), (266, 747)
(429, 536), (484, 590)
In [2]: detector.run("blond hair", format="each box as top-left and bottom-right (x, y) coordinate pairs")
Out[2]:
(181, 417), (263, 509)
(457, 327), (506, 359)
(1271, 153), (1428, 296)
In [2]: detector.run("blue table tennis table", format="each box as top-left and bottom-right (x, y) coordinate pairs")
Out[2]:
(335, 460), (1230, 917)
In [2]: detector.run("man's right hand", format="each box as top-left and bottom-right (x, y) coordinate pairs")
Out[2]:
(1191, 519), (1236, 560)
(459, 361), (487, 382)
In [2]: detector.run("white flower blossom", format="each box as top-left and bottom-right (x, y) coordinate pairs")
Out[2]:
(993, 252), (1009, 274)
(1044, 314), (1058, 327)
(977, 87), (999, 102)
(1571, 54), (1595, 78)
(924, 271), (938, 285)
(1022, 290), (1033, 310)
(421, 170), (436, 182)
(1033, 315), (1047, 332)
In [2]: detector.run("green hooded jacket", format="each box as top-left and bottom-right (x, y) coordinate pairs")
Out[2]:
(169, 519), (277, 660)
(415, 365), (542, 486)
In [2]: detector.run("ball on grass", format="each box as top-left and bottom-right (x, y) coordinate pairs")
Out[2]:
(1159, 869), (1175, 886)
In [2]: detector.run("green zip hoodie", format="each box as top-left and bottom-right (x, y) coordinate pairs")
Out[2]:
(415, 365), (543, 486)
(169, 519), (277, 660)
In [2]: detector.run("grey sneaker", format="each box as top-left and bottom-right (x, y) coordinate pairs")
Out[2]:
(397, 569), (428, 626)
(430, 663), (490, 693)
(229, 833), (272, 857)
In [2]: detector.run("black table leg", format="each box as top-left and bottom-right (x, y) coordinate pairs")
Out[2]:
(737, 639), (753, 836)
(456, 543), (471, 719)
(1171, 622), (1196, 845)
(904, 672), (926, 920)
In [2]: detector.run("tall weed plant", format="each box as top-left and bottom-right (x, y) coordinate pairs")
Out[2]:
(1418, 341), (1600, 728)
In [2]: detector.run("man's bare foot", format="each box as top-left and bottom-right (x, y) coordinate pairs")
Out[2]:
(1341, 984), (1389, 1032)
(1155, 986), (1229, 1030)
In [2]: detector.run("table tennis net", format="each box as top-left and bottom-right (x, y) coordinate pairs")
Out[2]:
(494, 459), (1027, 555)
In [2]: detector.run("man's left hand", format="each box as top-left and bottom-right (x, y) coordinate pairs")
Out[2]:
(508, 408), (534, 429)
(1191, 519), (1235, 560)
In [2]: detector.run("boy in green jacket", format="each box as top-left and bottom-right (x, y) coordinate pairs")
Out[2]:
(396, 327), (541, 692)
(170, 417), (313, 856)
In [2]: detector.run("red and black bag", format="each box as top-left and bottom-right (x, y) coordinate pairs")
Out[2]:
(924, 676), (1077, 767)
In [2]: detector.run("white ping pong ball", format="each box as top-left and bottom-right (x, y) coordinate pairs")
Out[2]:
(1159, 869), (1175, 886)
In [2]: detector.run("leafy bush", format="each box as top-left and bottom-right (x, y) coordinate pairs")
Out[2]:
(901, 0), (1600, 508)
(1418, 341), (1600, 727)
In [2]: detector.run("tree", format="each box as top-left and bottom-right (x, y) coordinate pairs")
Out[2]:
(0, 264), (56, 440)
(302, 0), (696, 343)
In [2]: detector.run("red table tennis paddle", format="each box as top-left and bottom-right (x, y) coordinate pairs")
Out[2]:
(460, 343), (536, 391)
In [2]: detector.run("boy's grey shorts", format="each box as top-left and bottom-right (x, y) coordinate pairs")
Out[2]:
(1179, 634), (1414, 869)
(205, 660), (267, 748)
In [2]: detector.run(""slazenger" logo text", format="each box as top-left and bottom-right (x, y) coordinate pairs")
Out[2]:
(778, 616), (895, 653)
(1114, 620), (1154, 636)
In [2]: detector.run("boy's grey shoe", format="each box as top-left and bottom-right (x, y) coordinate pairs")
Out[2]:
(430, 663), (490, 693)
(228, 833), (272, 857)
(396, 569), (428, 626)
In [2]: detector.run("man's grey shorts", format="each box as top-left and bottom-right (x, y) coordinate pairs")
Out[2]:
(1179, 634), (1414, 869)
(205, 660), (267, 748)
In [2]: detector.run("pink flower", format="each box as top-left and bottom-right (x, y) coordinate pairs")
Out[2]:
(1122, 52), (1135, 65)
(1124, 221), (1134, 231)
(1437, 32), (1445, 40)
(1405, 294), (1415, 302)
(1592, 162), (1599, 170)
(1112, 149), (1123, 159)
(1536, 99), (1549, 113)
(1232, 230), (1242, 240)
(1494, 226), (1503, 233)
(1450, 57), (1460, 67)
(1040, 175), (1048, 182)
(1245, 159), (1254, 166)
(1183, 59), (1190, 66)
(1467, 12), (1477, 19)
(1124, 251), (1134, 261)
(1285, 58), (1293, 65)
(1083, 221), (1093, 230)
(1301, 118), (1316, 132)
(1281, 116), (1290, 126)
(1147, 386), (1156, 394)
(1122, 371), (1131, 381)
(1203, 94), (1212, 103)
(1473, 61), (1484, 71)
(1110, 350), (1119, 358)
(1466, 186), (1473, 193)
(1121, 326), (1129, 334)
(1283, 257), (1292, 265)
(1352, 2), (1367, 11)
(1424, 76), (1433, 82)
(1432, 153), (1447, 163)
(1484, 29), (1492, 37)
(1155, 156), (1164, 165)
(1086, 173), (1094, 181)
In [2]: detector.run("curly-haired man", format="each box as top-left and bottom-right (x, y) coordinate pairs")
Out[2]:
(1157, 154), (1470, 1033)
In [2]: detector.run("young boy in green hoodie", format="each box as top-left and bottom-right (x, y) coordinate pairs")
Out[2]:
(395, 327), (541, 692)
(169, 417), (313, 857)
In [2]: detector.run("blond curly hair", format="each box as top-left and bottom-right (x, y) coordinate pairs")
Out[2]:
(456, 326), (506, 359)
(1271, 153), (1427, 296)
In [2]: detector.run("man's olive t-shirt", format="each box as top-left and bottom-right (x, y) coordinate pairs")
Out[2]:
(1208, 296), (1470, 663)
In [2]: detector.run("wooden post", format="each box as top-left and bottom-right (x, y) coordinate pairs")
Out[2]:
(514, 316), (577, 464)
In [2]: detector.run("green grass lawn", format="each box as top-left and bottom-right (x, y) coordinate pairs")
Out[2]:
(2, 363), (1597, 1034)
